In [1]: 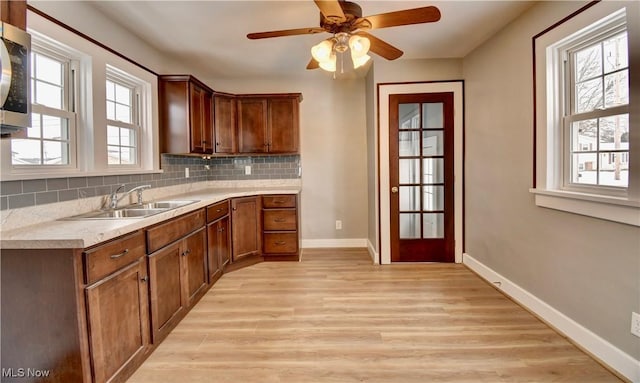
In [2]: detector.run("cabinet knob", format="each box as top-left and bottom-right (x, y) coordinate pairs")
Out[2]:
(218, 228), (225, 233)
(140, 276), (149, 283)
(182, 249), (191, 257)
(110, 249), (129, 259)
(216, 142), (220, 146)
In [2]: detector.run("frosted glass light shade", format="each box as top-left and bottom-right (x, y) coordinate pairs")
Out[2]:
(352, 54), (371, 69)
(311, 40), (334, 63)
(318, 53), (337, 72)
(348, 35), (370, 58)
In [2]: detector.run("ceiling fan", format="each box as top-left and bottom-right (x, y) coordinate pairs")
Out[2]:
(247, 0), (441, 72)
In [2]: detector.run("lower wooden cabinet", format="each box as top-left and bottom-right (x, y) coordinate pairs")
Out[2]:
(147, 216), (207, 343)
(85, 257), (150, 383)
(207, 216), (230, 283)
(262, 194), (299, 260)
(231, 196), (261, 262)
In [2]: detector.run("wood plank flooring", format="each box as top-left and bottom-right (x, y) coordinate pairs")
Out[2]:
(128, 248), (623, 383)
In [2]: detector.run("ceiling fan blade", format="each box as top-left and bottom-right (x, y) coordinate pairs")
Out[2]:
(307, 58), (320, 70)
(247, 27), (325, 39)
(359, 6), (441, 30)
(313, 0), (347, 23)
(355, 31), (403, 60)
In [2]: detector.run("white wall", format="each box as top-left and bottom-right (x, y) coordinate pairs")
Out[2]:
(463, 0), (640, 361)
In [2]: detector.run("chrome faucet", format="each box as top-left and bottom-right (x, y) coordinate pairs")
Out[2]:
(108, 184), (152, 209)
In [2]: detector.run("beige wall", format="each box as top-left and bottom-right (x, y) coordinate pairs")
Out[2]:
(198, 75), (369, 242)
(463, 0), (640, 357)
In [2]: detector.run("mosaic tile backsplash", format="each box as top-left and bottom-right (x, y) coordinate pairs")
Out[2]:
(0, 154), (300, 210)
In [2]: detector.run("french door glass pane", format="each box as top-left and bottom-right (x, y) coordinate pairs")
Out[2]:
(399, 103), (420, 129)
(399, 159), (420, 184)
(423, 158), (444, 184)
(400, 213), (421, 239)
(423, 213), (444, 238)
(572, 153), (597, 184)
(423, 185), (444, 211)
(399, 131), (420, 156)
(422, 103), (443, 130)
(400, 186), (420, 211)
(422, 130), (443, 156)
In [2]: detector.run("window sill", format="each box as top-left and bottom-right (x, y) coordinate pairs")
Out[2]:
(1, 169), (163, 182)
(529, 188), (640, 226)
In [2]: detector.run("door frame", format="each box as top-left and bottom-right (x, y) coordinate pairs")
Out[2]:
(378, 81), (464, 264)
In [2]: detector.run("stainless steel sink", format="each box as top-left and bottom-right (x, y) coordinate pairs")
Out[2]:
(63, 200), (199, 220)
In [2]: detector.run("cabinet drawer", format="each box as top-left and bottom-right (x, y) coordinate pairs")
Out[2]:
(206, 200), (229, 223)
(262, 194), (296, 208)
(263, 233), (298, 254)
(84, 231), (146, 284)
(263, 209), (296, 231)
(147, 209), (205, 253)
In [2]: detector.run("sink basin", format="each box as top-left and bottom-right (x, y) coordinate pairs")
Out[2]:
(62, 200), (199, 220)
(126, 200), (197, 210)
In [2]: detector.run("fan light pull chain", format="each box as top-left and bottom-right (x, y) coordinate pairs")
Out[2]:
(341, 51), (345, 74)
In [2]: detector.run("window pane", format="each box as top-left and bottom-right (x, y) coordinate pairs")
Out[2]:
(35, 81), (63, 109)
(422, 131), (443, 156)
(604, 70), (628, 108)
(571, 119), (597, 152)
(603, 32), (628, 73)
(43, 140), (68, 165)
(28, 113), (41, 138)
(423, 158), (444, 184)
(12, 139), (41, 165)
(400, 213), (420, 239)
(120, 147), (136, 165)
(35, 54), (62, 86)
(576, 78), (603, 113)
(106, 80), (115, 100)
(120, 128), (135, 147)
(115, 83), (131, 105)
(115, 104), (131, 123)
(107, 126), (120, 146)
(423, 185), (444, 211)
(42, 115), (67, 140)
(599, 114), (629, 151)
(399, 103), (419, 129)
(572, 153), (597, 184)
(599, 152), (628, 187)
(423, 213), (444, 238)
(422, 103), (443, 130)
(106, 101), (116, 120)
(399, 159), (420, 184)
(399, 131), (420, 156)
(108, 145), (121, 164)
(399, 186), (420, 211)
(575, 43), (602, 82)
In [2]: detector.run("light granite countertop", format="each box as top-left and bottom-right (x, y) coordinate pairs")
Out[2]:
(0, 185), (300, 250)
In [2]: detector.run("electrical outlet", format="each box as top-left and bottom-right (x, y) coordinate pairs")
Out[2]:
(245, 165), (251, 175)
(185, 167), (189, 178)
(631, 312), (640, 338)
(335, 220), (342, 230)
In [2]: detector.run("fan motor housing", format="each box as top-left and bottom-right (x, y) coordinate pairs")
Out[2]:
(320, 1), (363, 33)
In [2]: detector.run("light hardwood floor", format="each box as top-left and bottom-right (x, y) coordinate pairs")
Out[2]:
(128, 248), (623, 383)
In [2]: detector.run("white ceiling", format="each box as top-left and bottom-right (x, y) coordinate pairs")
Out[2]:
(85, 1), (535, 78)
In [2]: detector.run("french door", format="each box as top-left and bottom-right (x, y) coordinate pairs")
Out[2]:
(389, 92), (454, 262)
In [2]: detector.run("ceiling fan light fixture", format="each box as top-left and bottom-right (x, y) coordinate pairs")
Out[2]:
(318, 53), (337, 72)
(311, 39), (335, 63)
(351, 53), (371, 69)
(349, 35), (370, 58)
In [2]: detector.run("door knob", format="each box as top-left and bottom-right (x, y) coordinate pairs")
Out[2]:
(391, 187), (398, 193)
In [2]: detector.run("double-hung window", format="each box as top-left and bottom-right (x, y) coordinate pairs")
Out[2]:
(106, 69), (140, 167)
(533, 4), (638, 226)
(11, 46), (77, 169)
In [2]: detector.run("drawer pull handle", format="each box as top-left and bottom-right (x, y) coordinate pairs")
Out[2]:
(274, 218), (286, 222)
(216, 208), (223, 212)
(275, 241), (286, 245)
(110, 249), (129, 259)
(274, 200), (285, 204)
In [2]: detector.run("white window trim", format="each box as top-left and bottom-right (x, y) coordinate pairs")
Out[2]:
(532, 2), (639, 227)
(106, 67), (143, 168)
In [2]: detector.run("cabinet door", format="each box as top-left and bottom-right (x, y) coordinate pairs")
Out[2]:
(268, 98), (299, 153)
(237, 98), (268, 153)
(231, 196), (261, 261)
(86, 257), (149, 383)
(207, 216), (230, 282)
(183, 228), (208, 307)
(189, 83), (205, 153)
(214, 95), (236, 153)
(218, 216), (231, 269)
(148, 242), (185, 343)
(203, 90), (214, 153)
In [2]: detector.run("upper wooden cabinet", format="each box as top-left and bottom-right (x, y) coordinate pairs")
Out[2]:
(158, 75), (214, 155)
(213, 94), (237, 154)
(237, 95), (300, 154)
(1, 0), (27, 30)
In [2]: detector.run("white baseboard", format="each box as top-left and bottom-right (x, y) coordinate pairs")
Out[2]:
(367, 239), (379, 264)
(463, 253), (640, 383)
(301, 238), (368, 248)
